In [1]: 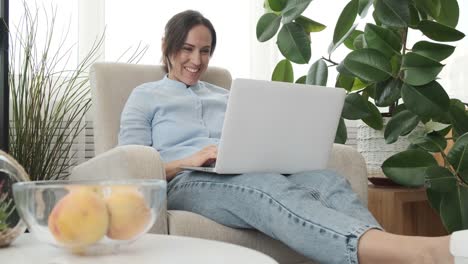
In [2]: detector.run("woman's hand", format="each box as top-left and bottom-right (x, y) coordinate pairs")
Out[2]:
(182, 145), (218, 167)
(164, 145), (218, 180)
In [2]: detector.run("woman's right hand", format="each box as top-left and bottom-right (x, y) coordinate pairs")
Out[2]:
(164, 145), (218, 180)
(181, 145), (218, 167)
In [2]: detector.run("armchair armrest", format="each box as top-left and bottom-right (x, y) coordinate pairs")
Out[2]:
(70, 145), (168, 234)
(327, 144), (368, 205)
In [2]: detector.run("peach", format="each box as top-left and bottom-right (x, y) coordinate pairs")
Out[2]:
(105, 187), (151, 240)
(48, 188), (109, 248)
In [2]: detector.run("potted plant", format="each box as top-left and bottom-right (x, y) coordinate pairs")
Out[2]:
(256, 0), (468, 232)
(8, 3), (103, 181)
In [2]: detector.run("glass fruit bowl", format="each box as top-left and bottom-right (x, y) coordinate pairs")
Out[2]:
(12, 179), (166, 255)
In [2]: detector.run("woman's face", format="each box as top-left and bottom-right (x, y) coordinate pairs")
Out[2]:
(168, 24), (212, 86)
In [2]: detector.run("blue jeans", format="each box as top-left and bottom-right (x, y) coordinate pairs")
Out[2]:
(167, 170), (382, 264)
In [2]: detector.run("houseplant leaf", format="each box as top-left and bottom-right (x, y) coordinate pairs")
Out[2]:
(440, 189), (463, 233)
(447, 132), (468, 182)
(401, 81), (450, 119)
(362, 101), (384, 130)
(408, 3), (421, 28)
(335, 73), (355, 91)
(334, 117), (348, 144)
(412, 41), (455, 62)
(373, 0), (410, 28)
(426, 188), (442, 214)
(358, 0), (373, 17)
(364, 24), (402, 58)
(375, 78), (402, 107)
(425, 166), (457, 193)
(343, 48), (392, 83)
(353, 33), (366, 49)
(449, 99), (468, 136)
(341, 93), (372, 120)
(277, 23), (311, 64)
(272, 59), (294, 82)
(306, 59), (328, 86)
(435, 0), (458, 28)
(418, 20), (465, 42)
(296, 16), (326, 33)
(332, 0), (358, 45)
(413, 0), (441, 19)
(439, 185), (468, 233)
(409, 132), (447, 153)
(268, 0), (287, 12)
(281, 0), (313, 24)
(344, 30), (363, 50)
(295, 75), (306, 84)
(257, 13), (282, 42)
(384, 110), (420, 144)
(401, 52), (443, 86)
(382, 149), (438, 187)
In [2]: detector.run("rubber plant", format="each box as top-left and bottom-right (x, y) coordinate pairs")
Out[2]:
(256, 0), (468, 233)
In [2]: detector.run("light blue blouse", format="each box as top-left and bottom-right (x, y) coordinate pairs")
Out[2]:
(118, 75), (229, 162)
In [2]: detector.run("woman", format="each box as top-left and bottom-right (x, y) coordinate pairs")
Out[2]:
(119, 10), (456, 264)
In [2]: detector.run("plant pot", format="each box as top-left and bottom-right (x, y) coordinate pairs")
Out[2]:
(356, 118), (424, 185)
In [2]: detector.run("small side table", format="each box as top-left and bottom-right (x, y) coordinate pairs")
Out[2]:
(367, 184), (448, 236)
(0, 234), (278, 264)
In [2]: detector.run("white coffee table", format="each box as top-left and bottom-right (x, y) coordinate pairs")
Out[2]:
(0, 233), (278, 264)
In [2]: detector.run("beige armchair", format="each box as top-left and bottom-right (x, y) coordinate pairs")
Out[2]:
(71, 62), (368, 264)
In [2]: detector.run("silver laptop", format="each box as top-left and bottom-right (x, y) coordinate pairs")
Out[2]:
(180, 78), (346, 174)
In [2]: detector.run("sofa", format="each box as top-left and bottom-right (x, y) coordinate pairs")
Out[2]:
(71, 62), (369, 264)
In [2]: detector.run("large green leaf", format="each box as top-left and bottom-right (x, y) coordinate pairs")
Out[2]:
(344, 30), (364, 50)
(409, 131), (447, 152)
(440, 188), (463, 232)
(413, 0), (441, 19)
(333, 0), (358, 45)
(362, 101), (384, 130)
(343, 48), (392, 82)
(353, 33), (367, 49)
(364, 24), (402, 58)
(401, 81), (450, 119)
(449, 99), (468, 136)
(435, 0), (459, 27)
(447, 133), (468, 182)
(401, 52), (443, 86)
(426, 188), (443, 214)
(358, 0), (373, 17)
(384, 110), (420, 144)
(335, 73), (354, 91)
(268, 0), (287, 12)
(382, 149), (438, 187)
(418, 20), (465, 42)
(374, 0), (410, 28)
(425, 166), (456, 193)
(257, 13), (282, 42)
(341, 93), (372, 120)
(412, 41), (455, 62)
(295, 16), (326, 33)
(334, 117), (348, 144)
(271, 59), (294, 82)
(375, 78), (402, 107)
(306, 59), (328, 86)
(408, 3), (421, 28)
(281, 0), (313, 24)
(277, 23), (311, 64)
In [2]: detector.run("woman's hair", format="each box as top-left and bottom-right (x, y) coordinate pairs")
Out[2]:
(162, 10), (217, 72)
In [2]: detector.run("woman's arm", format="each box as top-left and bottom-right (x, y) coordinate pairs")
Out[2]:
(164, 145), (217, 180)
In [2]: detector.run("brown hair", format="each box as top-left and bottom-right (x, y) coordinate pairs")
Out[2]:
(162, 10), (217, 72)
